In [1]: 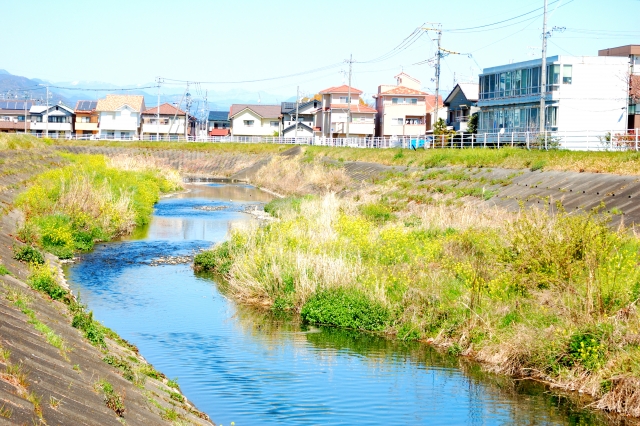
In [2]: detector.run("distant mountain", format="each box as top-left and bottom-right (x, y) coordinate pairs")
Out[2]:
(0, 70), (291, 113)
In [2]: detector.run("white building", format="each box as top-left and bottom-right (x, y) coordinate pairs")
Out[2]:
(141, 103), (187, 140)
(477, 55), (629, 135)
(96, 95), (145, 139)
(229, 104), (281, 137)
(29, 103), (75, 137)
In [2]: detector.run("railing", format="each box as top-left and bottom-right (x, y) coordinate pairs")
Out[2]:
(18, 129), (640, 151)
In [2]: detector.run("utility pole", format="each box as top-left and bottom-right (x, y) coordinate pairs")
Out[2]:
(434, 26), (442, 132)
(294, 85), (300, 140)
(156, 77), (161, 141)
(184, 83), (191, 140)
(346, 54), (353, 139)
(540, 0), (548, 134)
(45, 85), (49, 138)
(23, 92), (28, 133)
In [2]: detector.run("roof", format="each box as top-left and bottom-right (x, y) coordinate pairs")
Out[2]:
(143, 103), (186, 116)
(379, 86), (429, 96)
(229, 104), (281, 119)
(319, 85), (363, 95)
(443, 83), (479, 105)
(75, 100), (98, 112)
(208, 110), (229, 121)
(598, 45), (640, 57)
(209, 128), (230, 136)
(29, 103), (75, 115)
(425, 95), (443, 113)
(330, 104), (377, 113)
(96, 95), (145, 112)
(394, 72), (420, 83)
(282, 123), (313, 134)
(282, 99), (321, 114)
(0, 101), (34, 110)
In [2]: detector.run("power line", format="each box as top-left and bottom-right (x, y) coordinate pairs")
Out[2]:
(445, 0), (561, 32)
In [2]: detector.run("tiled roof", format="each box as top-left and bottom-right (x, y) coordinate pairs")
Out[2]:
(208, 110), (229, 121)
(143, 103), (186, 116)
(319, 85), (363, 95)
(379, 86), (429, 96)
(330, 104), (377, 113)
(96, 95), (145, 112)
(75, 100), (98, 112)
(425, 95), (443, 113)
(229, 104), (281, 119)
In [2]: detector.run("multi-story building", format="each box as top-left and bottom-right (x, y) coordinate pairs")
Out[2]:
(477, 55), (629, 134)
(29, 103), (75, 137)
(0, 100), (32, 133)
(141, 103), (188, 140)
(229, 104), (281, 137)
(96, 95), (145, 139)
(316, 85), (376, 138)
(443, 83), (479, 132)
(281, 99), (320, 138)
(598, 45), (640, 130)
(374, 73), (438, 137)
(74, 100), (99, 137)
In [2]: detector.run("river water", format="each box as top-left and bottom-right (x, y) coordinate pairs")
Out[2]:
(65, 183), (610, 425)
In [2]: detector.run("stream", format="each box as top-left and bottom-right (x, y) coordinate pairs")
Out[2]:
(64, 183), (611, 425)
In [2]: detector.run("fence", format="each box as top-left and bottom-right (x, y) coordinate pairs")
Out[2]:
(21, 129), (640, 151)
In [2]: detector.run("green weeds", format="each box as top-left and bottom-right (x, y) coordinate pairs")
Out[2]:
(95, 379), (125, 417)
(301, 289), (390, 331)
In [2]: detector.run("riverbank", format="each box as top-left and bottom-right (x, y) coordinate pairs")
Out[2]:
(0, 136), (212, 425)
(194, 147), (640, 420)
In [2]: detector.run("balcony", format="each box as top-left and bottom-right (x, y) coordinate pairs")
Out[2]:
(75, 122), (98, 131)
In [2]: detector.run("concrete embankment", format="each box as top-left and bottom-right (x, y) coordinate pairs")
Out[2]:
(0, 148), (212, 425)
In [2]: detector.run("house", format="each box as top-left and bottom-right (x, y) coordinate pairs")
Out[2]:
(95, 94), (145, 139)
(477, 55), (629, 134)
(280, 99), (320, 138)
(29, 102), (75, 137)
(598, 45), (640, 130)
(141, 103), (187, 140)
(0, 100), (32, 133)
(228, 104), (281, 137)
(374, 73), (439, 137)
(316, 85), (377, 138)
(74, 100), (99, 137)
(208, 111), (230, 137)
(443, 83), (479, 132)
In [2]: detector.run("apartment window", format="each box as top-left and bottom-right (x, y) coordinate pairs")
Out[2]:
(547, 64), (560, 90)
(410, 98), (417, 104)
(339, 96), (348, 103)
(392, 118), (403, 125)
(392, 98), (399, 104)
(562, 65), (572, 84)
(17, 115), (25, 122)
(78, 116), (90, 123)
(243, 120), (254, 127)
(270, 121), (279, 127)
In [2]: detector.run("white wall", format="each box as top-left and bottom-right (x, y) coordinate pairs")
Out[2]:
(99, 109), (140, 132)
(231, 110), (279, 136)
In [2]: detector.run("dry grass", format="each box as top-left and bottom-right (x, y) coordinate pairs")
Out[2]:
(252, 156), (352, 196)
(108, 154), (183, 189)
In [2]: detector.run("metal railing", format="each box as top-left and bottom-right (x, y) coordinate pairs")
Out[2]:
(17, 129), (640, 151)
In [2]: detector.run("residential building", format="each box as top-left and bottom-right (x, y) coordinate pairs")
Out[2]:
(74, 100), (99, 136)
(141, 103), (187, 140)
(598, 45), (640, 129)
(443, 83), (479, 132)
(374, 73), (438, 137)
(477, 55), (629, 134)
(228, 104), (281, 137)
(0, 100), (32, 133)
(29, 103), (74, 137)
(95, 94), (145, 139)
(208, 110), (230, 137)
(316, 85), (377, 138)
(281, 99), (320, 138)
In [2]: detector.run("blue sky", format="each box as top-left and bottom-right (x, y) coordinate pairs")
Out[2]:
(3, 0), (639, 101)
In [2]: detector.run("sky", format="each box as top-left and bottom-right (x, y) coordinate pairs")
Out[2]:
(2, 0), (640, 105)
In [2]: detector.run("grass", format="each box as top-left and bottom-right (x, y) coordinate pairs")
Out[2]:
(195, 158), (640, 418)
(16, 152), (182, 259)
(304, 146), (640, 175)
(56, 139), (289, 155)
(95, 379), (125, 417)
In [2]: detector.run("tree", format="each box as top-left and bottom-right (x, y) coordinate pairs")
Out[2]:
(466, 112), (479, 134)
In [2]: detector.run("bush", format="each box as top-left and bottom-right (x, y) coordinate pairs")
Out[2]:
(13, 245), (44, 264)
(301, 288), (390, 331)
(28, 264), (66, 300)
(72, 311), (106, 347)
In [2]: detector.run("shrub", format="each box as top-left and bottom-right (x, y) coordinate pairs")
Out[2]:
(28, 264), (66, 300)
(301, 288), (390, 331)
(96, 379), (125, 417)
(72, 311), (105, 347)
(13, 245), (44, 265)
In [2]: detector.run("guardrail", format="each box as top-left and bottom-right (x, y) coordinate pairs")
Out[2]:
(19, 129), (640, 151)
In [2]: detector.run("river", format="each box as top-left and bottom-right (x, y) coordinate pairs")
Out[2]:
(64, 183), (610, 425)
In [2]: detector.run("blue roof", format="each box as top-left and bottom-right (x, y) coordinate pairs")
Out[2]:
(208, 110), (229, 121)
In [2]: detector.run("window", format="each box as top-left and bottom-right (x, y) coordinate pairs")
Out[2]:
(270, 121), (279, 127)
(410, 98), (417, 104)
(17, 115), (25, 122)
(562, 65), (572, 84)
(339, 96), (348, 103)
(392, 97), (399, 104)
(243, 120), (254, 127)
(78, 116), (90, 123)
(547, 64), (560, 90)
(392, 118), (403, 125)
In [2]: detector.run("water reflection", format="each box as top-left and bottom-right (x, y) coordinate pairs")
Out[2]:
(65, 183), (620, 426)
